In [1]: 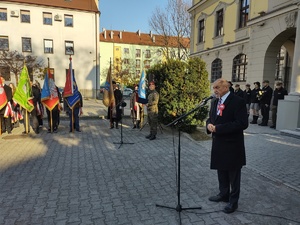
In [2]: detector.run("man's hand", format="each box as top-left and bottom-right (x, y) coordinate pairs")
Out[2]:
(207, 123), (216, 133)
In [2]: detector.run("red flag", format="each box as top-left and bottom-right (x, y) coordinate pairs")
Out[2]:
(0, 77), (8, 110)
(41, 69), (59, 111)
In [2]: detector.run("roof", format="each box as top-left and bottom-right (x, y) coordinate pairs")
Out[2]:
(2, 0), (99, 13)
(100, 30), (190, 48)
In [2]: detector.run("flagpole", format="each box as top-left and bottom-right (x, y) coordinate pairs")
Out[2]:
(0, 117), (2, 135)
(25, 110), (28, 134)
(71, 108), (74, 132)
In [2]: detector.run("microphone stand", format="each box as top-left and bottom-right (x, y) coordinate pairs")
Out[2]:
(113, 99), (134, 149)
(156, 98), (211, 222)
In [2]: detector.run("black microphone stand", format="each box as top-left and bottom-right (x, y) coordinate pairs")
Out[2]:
(113, 99), (134, 149)
(156, 98), (212, 222)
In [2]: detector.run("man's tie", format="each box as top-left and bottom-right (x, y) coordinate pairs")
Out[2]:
(217, 97), (222, 115)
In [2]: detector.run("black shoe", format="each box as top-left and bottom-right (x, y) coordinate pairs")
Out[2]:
(132, 125), (136, 129)
(223, 203), (238, 214)
(54, 128), (58, 133)
(34, 129), (39, 134)
(146, 134), (152, 139)
(250, 121), (257, 124)
(258, 123), (267, 126)
(149, 135), (156, 140)
(76, 129), (81, 132)
(208, 194), (229, 202)
(110, 126), (114, 129)
(7, 131), (12, 134)
(270, 125), (276, 129)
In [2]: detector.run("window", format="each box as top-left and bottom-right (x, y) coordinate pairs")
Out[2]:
(21, 10), (30, 23)
(136, 59), (140, 68)
(232, 54), (248, 82)
(0, 36), (9, 50)
(64, 15), (73, 27)
(216, 9), (224, 37)
(145, 50), (151, 58)
(136, 70), (140, 77)
(136, 49), (141, 57)
(43, 12), (52, 25)
(65, 41), (74, 55)
(124, 58), (130, 65)
(239, 0), (249, 28)
(44, 39), (53, 53)
(198, 19), (205, 43)
(144, 60), (151, 69)
(211, 58), (222, 82)
(22, 37), (32, 52)
(124, 48), (129, 54)
(275, 48), (285, 81)
(0, 8), (7, 21)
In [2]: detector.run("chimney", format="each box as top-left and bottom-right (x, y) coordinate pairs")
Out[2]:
(150, 31), (152, 37)
(119, 31), (122, 39)
(152, 35), (155, 43)
(102, 28), (106, 39)
(110, 30), (114, 39)
(137, 29), (141, 36)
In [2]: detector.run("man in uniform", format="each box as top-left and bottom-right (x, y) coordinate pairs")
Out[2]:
(270, 81), (287, 129)
(145, 81), (159, 140)
(259, 80), (273, 126)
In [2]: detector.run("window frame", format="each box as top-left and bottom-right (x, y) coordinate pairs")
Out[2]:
(0, 36), (9, 51)
(216, 9), (224, 37)
(20, 10), (30, 23)
(44, 39), (53, 54)
(64, 14), (73, 27)
(198, 19), (205, 43)
(232, 54), (248, 82)
(65, 40), (74, 55)
(43, 12), (52, 25)
(136, 49), (141, 58)
(136, 59), (141, 68)
(211, 58), (222, 83)
(22, 37), (32, 52)
(0, 8), (7, 21)
(239, 0), (249, 28)
(145, 49), (151, 58)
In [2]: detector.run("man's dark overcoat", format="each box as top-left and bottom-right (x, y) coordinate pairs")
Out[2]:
(206, 93), (248, 171)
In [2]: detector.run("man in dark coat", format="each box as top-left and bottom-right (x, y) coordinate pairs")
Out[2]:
(206, 78), (248, 214)
(234, 84), (244, 98)
(0, 76), (13, 134)
(258, 80), (273, 126)
(107, 81), (122, 129)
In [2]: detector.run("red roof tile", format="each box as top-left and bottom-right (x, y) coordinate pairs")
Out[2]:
(3, 0), (99, 13)
(100, 30), (190, 48)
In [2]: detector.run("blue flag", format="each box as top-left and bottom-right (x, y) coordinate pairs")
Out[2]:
(63, 58), (80, 109)
(138, 70), (148, 104)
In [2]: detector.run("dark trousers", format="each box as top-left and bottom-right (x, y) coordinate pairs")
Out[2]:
(217, 169), (241, 204)
(0, 114), (12, 133)
(148, 111), (158, 136)
(46, 108), (59, 130)
(69, 107), (80, 131)
(260, 104), (270, 125)
(271, 105), (277, 126)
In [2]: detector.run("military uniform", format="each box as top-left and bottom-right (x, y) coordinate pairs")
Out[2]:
(147, 89), (159, 139)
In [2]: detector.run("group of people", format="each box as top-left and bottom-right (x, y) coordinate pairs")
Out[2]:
(108, 80), (159, 141)
(229, 80), (288, 129)
(0, 75), (83, 135)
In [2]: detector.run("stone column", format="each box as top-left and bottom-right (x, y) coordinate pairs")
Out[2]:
(277, 6), (300, 130)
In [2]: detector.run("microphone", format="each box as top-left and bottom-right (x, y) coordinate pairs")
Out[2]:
(202, 95), (214, 102)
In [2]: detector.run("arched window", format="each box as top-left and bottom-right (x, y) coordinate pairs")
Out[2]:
(211, 58), (222, 82)
(232, 54), (247, 82)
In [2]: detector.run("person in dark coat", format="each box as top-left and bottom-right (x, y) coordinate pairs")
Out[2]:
(130, 84), (143, 129)
(65, 91), (83, 132)
(0, 76), (13, 134)
(206, 78), (248, 214)
(228, 81), (234, 94)
(258, 80), (273, 126)
(107, 81), (123, 129)
(270, 81), (288, 129)
(243, 84), (251, 117)
(30, 81), (41, 134)
(46, 86), (62, 133)
(250, 82), (261, 124)
(234, 84), (244, 98)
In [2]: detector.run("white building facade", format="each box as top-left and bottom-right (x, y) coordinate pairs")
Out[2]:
(0, 0), (100, 98)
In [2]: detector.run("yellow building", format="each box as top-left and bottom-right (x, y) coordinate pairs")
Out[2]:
(189, 0), (300, 131)
(99, 29), (190, 86)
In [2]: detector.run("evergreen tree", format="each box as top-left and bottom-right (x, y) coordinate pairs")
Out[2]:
(147, 57), (210, 132)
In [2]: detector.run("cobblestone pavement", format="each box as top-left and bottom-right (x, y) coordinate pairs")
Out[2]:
(0, 99), (300, 225)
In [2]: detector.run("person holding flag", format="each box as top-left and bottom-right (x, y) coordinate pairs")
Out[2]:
(63, 57), (83, 132)
(130, 84), (144, 129)
(0, 76), (12, 134)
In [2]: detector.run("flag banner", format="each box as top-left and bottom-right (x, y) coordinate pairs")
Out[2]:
(0, 76), (8, 110)
(138, 70), (148, 104)
(4, 101), (13, 118)
(102, 65), (115, 107)
(13, 65), (34, 112)
(63, 57), (80, 109)
(41, 69), (59, 111)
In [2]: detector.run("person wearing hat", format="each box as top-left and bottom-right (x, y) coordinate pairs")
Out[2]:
(228, 81), (234, 94)
(0, 76), (13, 134)
(145, 81), (159, 140)
(250, 82), (261, 124)
(270, 81), (288, 129)
(258, 80), (273, 126)
(130, 84), (143, 129)
(243, 84), (251, 117)
(234, 84), (244, 99)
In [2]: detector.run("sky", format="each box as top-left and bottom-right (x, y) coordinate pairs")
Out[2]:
(99, 0), (169, 34)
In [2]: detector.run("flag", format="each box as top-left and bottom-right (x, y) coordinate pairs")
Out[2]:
(41, 69), (59, 111)
(63, 57), (80, 109)
(13, 65), (34, 112)
(102, 65), (115, 107)
(138, 70), (148, 104)
(0, 76), (8, 110)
